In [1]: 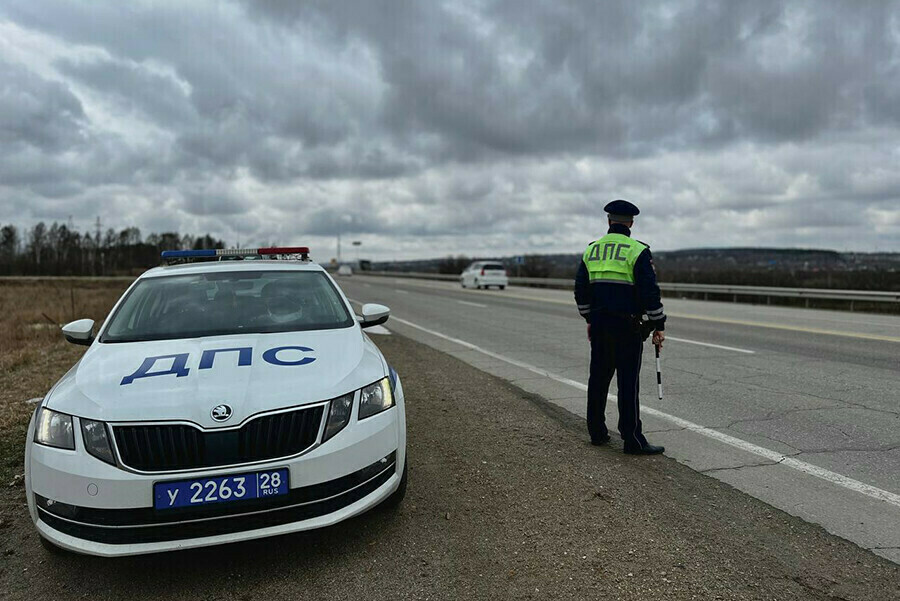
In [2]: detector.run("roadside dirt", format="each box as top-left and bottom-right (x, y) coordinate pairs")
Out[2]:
(1, 332), (898, 600)
(0, 278), (130, 483)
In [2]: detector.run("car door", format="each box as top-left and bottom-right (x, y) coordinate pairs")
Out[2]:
(473, 262), (486, 287)
(462, 263), (473, 287)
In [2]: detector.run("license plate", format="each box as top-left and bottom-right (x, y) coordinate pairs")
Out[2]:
(154, 468), (289, 510)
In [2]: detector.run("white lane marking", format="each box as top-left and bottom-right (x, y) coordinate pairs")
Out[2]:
(391, 316), (587, 388)
(394, 289), (409, 294)
(457, 300), (487, 308)
(391, 316), (900, 509)
(666, 336), (755, 354)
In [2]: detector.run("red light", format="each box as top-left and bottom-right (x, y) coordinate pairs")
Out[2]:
(480, 268), (485, 276)
(258, 247), (310, 255)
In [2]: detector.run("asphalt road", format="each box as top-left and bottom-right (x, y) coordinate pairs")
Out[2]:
(339, 275), (900, 564)
(3, 333), (899, 600)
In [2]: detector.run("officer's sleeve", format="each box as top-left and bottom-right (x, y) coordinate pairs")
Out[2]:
(634, 249), (666, 331)
(574, 260), (591, 322)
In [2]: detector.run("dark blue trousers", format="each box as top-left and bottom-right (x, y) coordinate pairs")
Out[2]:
(587, 313), (648, 450)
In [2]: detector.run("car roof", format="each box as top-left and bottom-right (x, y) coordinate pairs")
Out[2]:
(140, 260), (326, 279)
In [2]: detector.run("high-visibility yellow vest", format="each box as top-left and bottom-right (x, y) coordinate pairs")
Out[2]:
(582, 233), (647, 285)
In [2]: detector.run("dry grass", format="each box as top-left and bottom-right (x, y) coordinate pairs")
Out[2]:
(0, 278), (132, 480)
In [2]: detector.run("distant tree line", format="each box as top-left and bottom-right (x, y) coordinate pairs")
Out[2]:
(435, 254), (555, 277)
(0, 222), (225, 276)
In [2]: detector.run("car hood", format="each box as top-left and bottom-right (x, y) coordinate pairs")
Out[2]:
(46, 327), (386, 428)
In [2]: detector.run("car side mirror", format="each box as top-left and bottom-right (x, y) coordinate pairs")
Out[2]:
(358, 303), (390, 329)
(62, 319), (95, 346)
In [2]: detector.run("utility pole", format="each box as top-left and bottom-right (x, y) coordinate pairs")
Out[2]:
(95, 216), (103, 276)
(337, 214), (354, 264)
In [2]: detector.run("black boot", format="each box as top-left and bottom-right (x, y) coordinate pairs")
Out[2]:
(590, 434), (611, 446)
(624, 444), (665, 455)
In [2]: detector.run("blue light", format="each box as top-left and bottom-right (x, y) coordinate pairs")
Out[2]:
(160, 249), (217, 259)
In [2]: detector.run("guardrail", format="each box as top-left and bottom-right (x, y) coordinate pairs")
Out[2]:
(656, 282), (900, 309)
(361, 271), (900, 311)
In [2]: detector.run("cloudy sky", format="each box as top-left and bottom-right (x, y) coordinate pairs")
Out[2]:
(1, 1), (899, 260)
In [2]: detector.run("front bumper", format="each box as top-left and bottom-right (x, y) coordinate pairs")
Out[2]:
(35, 452), (397, 554)
(26, 395), (405, 556)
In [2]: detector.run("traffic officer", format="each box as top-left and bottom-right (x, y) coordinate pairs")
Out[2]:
(574, 200), (666, 454)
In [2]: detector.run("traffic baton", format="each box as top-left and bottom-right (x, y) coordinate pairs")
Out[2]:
(654, 343), (663, 400)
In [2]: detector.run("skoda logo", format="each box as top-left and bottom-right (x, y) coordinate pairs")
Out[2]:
(211, 404), (233, 422)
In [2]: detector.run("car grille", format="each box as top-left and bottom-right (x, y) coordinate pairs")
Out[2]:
(112, 405), (325, 472)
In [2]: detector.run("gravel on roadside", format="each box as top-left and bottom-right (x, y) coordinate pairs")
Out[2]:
(1, 332), (898, 600)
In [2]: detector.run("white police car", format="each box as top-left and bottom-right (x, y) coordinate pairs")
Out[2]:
(25, 247), (406, 556)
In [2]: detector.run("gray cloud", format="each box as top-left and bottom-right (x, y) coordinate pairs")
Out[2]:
(0, 0), (898, 257)
(56, 56), (196, 127)
(0, 58), (86, 151)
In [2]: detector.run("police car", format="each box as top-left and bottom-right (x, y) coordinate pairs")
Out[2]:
(25, 247), (407, 556)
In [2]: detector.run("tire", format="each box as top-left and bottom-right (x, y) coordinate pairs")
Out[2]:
(499, 285), (506, 290)
(381, 455), (408, 510)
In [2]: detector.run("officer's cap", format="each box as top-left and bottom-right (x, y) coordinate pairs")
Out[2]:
(604, 199), (640, 221)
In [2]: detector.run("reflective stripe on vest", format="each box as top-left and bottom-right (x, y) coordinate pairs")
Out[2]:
(582, 233), (647, 285)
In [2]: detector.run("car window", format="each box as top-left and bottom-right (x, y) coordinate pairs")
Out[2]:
(483, 263), (504, 271)
(101, 271), (354, 343)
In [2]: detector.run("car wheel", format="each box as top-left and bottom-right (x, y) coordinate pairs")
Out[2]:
(381, 455), (407, 510)
(499, 285), (506, 290)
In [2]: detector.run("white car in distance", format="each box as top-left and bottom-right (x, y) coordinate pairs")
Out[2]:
(25, 246), (407, 557)
(460, 261), (508, 290)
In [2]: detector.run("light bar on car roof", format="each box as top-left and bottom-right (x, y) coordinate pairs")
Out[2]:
(161, 247), (310, 262)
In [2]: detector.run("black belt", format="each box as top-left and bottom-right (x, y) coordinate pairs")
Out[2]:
(594, 310), (640, 320)
(594, 311), (654, 340)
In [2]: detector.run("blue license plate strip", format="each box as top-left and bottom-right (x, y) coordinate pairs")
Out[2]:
(154, 468), (289, 510)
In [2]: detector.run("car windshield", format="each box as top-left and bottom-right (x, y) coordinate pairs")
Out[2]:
(483, 264), (504, 271)
(101, 270), (353, 343)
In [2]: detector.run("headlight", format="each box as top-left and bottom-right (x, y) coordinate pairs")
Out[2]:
(81, 419), (116, 465)
(323, 393), (354, 441)
(34, 408), (75, 450)
(358, 377), (394, 420)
